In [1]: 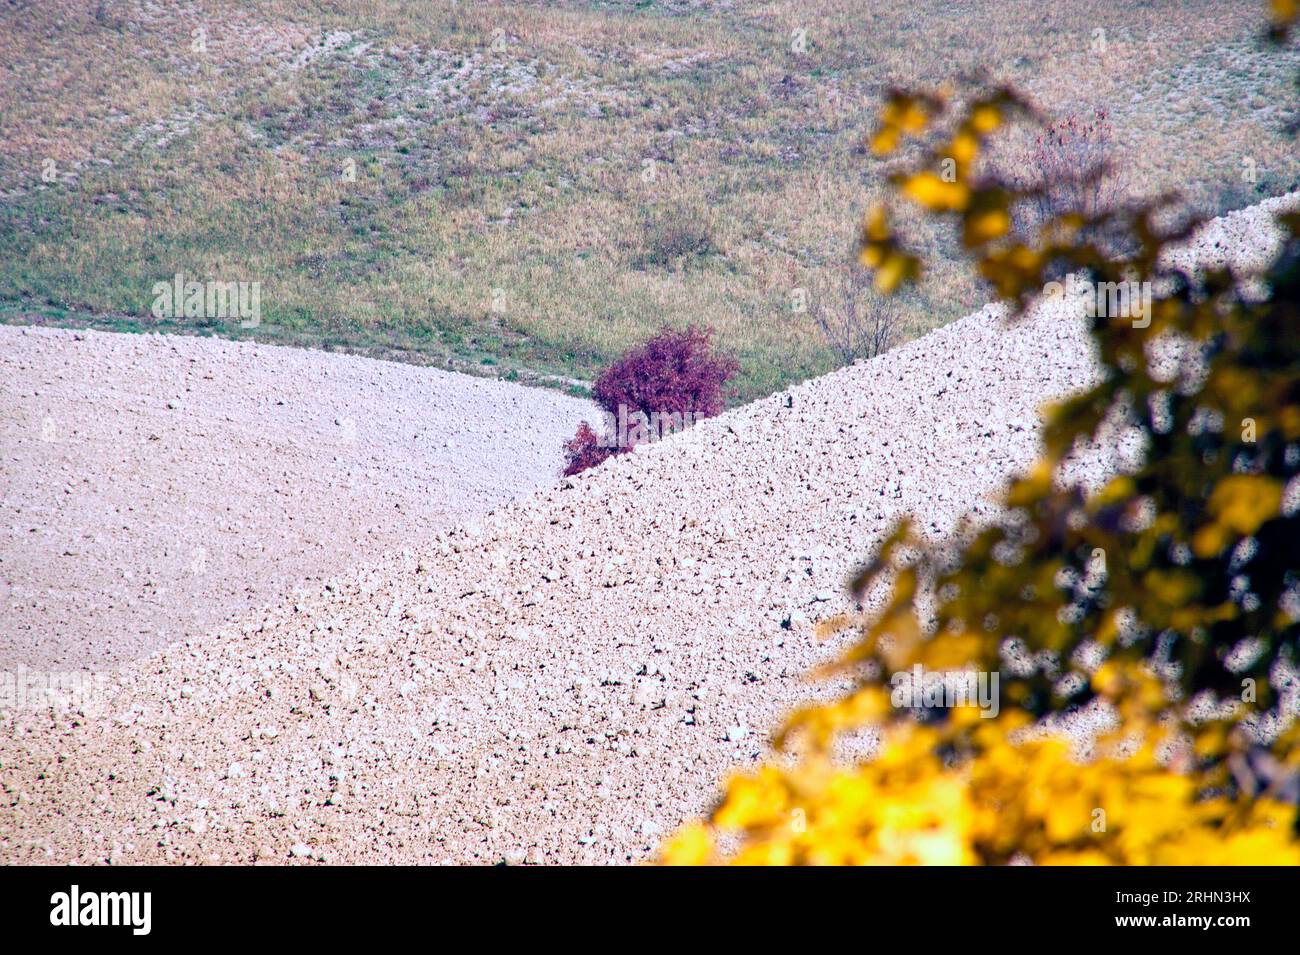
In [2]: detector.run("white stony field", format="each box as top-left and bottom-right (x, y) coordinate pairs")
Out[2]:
(0, 328), (595, 670)
(0, 195), (1294, 865)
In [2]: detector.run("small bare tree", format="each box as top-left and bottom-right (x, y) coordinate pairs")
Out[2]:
(1027, 108), (1119, 222)
(810, 263), (901, 364)
(993, 107), (1124, 242)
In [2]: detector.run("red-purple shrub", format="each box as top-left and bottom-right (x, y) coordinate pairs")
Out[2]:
(562, 421), (613, 477)
(593, 325), (738, 421)
(562, 326), (738, 476)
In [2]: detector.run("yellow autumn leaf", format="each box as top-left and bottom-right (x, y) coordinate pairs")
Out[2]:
(881, 96), (930, 133)
(1208, 474), (1284, 535)
(968, 102), (1002, 134)
(964, 207), (1011, 244)
(862, 203), (891, 242)
(872, 250), (919, 293)
(1192, 522), (1228, 559)
(870, 127), (900, 156)
(902, 171), (970, 211)
(659, 821), (715, 865)
(948, 131), (979, 167)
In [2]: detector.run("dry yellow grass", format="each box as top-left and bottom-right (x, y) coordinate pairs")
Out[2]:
(1, 0), (1297, 399)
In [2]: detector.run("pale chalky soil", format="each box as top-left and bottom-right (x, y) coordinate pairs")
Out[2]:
(0, 327), (596, 670)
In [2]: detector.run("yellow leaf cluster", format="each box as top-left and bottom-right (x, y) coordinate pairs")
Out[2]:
(663, 711), (1300, 866)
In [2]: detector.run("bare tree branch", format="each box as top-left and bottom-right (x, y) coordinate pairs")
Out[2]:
(810, 263), (901, 364)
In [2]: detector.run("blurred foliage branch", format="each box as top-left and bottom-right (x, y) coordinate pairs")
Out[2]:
(664, 3), (1300, 865)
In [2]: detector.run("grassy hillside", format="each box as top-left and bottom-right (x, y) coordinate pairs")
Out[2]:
(2, 0), (1298, 401)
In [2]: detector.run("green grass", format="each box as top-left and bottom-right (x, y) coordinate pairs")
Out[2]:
(1, 0), (1298, 403)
